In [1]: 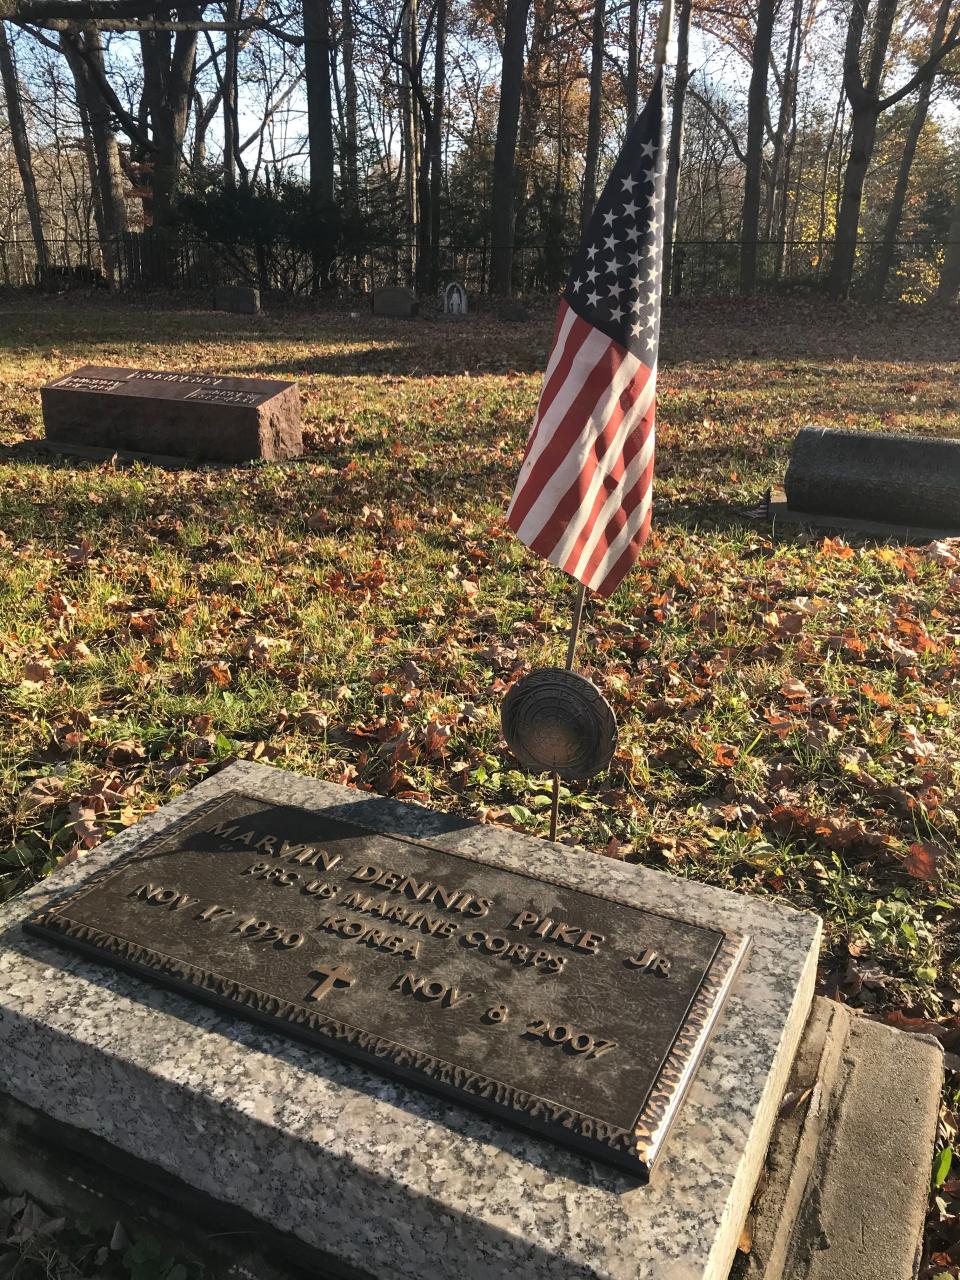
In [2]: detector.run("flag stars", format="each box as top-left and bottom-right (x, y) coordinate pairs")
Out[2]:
(603, 232), (618, 253)
(623, 198), (639, 218)
(602, 209), (617, 227)
(586, 289), (601, 307)
(641, 140), (657, 160)
(621, 174), (638, 194)
(610, 303), (625, 322)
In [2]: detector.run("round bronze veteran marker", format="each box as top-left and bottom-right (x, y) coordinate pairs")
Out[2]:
(501, 667), (618, 780)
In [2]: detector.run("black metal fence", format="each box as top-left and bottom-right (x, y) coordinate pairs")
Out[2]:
(0, 231), (949, 302)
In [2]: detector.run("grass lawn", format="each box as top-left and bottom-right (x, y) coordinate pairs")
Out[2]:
(0, 293), (958, 1271)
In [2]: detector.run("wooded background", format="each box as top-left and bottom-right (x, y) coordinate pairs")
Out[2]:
(1, 0), (959, 300)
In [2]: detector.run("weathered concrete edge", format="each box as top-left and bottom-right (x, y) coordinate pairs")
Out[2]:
(706, 929), (820, 1280)
(744, 998), (944, 1280)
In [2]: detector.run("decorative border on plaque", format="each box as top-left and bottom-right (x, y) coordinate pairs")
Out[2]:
(632, 931), (750, 1166)
(25, 790), (750, 1177)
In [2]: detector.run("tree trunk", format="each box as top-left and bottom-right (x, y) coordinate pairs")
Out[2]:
(62, 34), (107, 254)
(61, 29), (127, 286)
(663, 0), (691, 293)
(829, 102), (879, 296)
(139, 14), (199, 228)
(626, 0), (638, 126)
(871, 0), (951, 301)
(739, 0), (777, 293)
(427, 0), (446, 290)
(774, 6), (805, 275)
(580, 0), (606, 231)
(0, 21), (47, 277)
(400, 0), (419, 285)
(936, 180), (960, 302)
(222, 0), (240, 187)
(304, 0), (335, 289)
(340, 0), (359, 212)
(765, 0), (802, 243)
(488, 0), (531, 295)
(85, 30), (127, 241)
(826, 0), (897, 298)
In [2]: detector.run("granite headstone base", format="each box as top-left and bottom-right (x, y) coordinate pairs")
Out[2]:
(41, 366), (302, 463)
(0, 763), (821, 1280)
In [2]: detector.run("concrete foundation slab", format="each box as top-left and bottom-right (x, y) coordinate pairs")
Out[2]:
(743, 998), (942, 1280)
(767, 488), (956, 542)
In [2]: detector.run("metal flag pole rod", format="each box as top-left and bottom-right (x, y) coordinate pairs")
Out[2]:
(549, 580), (588, 842)
(654, 0), (678, 65)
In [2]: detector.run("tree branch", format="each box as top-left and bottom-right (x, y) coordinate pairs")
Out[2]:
(28, 19), (154, 147)
(3, 0), (170, 19)
(879, 11), (960, 109)
(688, 86), (747, 164)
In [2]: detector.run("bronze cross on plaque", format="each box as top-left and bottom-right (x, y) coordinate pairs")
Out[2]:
(306, 962), (357, 1002)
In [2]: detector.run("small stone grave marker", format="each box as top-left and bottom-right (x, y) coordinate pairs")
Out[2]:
(373, 286), (418, 317)
(41, 365), (302, 463)
(214, 285), (260, 315)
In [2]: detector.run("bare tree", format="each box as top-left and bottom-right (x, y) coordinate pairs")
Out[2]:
(937, 173), (960, 300)
(740, 0), (778, 293)
(304, 0), (334, 286)
(489, 0), (531, 294)
(828, 0), (960, 299)
(427, 0), (445, 287)
(580, 0), (606, 230)
(0, 21), (47, 274)
(662, 0), (691, 292)
(871, 0), (952, 299)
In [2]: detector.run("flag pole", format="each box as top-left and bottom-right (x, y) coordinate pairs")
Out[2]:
(549, 580), (587, 841)
(654, 0), (678, 66)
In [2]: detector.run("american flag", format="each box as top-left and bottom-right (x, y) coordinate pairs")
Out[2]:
(507, 72), (667, 598)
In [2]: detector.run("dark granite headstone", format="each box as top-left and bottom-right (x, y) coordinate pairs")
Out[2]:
(215, 285), (260, 315)
(373, 287), (418, 317)
(499, 300), (530, 323)
(784, 426), (960, 531)
(41, 366), (302, 463)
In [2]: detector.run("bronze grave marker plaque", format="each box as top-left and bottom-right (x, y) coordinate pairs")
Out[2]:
(25, 793), (749, 1177)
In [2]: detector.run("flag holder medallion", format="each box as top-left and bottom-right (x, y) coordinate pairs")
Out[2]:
(501, 667), (617, 781)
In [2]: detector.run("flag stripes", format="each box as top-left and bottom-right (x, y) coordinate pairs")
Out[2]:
(505, 72), (666, 598)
